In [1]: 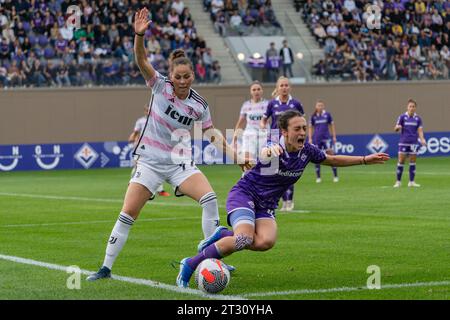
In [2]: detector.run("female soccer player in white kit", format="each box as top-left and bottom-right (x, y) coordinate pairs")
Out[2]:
(232, 81), (269, 161)
(87, 8), (249, 280)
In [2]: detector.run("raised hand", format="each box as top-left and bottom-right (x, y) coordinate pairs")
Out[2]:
(134, 8), (151, 34)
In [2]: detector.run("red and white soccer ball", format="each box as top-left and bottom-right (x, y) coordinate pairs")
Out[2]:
(194, 258), (231, 294)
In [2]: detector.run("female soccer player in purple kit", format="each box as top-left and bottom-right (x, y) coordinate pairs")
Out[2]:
(393, 99), (427, 187)
(308, 99), (338, 183)
(260, 76), (304, 211)
(176, 110), (389, 288)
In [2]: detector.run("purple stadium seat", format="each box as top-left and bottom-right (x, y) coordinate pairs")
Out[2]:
(44, 47), (55, 59)
(29, 35), (37, 46)
(38, 35), (49, 47)
(22, 21), (31, 32)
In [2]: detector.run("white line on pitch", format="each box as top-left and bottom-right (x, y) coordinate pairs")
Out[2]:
(0, 192), (199, 207)
(0, 192), (311, 214)
(1, 216), (199, 228)
(0, 253), (245, 300)
(242, 280), (450, 297)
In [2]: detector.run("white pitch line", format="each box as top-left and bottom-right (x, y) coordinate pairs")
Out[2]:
(1, 216), (199, 228)
(0, 192), (199, 207)
(242, 280), (450, 298)
(0, 253), (246, 300)
(0, 192), (310, 214)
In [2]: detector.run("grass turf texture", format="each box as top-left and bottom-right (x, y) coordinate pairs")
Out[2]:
(0, 157), (449, 299)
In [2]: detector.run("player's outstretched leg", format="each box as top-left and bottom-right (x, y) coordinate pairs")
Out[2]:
(177, 233), (252, 288)
(197, 226), (236, 272)
(87, 212), (135, 281)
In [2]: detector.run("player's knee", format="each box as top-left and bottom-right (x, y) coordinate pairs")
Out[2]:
(234, 233), (254, 251)
(254, 237), (276, 251)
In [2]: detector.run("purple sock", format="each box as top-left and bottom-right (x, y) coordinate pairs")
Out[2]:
(282, 185), (294, 201)
(220, 229), (234, 238)
(315, 164), (321, 178)
(396, 163), (404, 181)
(332, 167), (337, 177)
(187, 244), (223, 270)
(409, 163), (416, 182)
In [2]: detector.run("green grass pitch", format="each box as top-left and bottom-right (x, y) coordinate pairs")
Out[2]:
(0, 157), (449, 300)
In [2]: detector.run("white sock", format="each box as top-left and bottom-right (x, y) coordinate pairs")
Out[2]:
(156, 185), (164, 192)
(199, 192), (219, 238)
(103, 212), (134, 270)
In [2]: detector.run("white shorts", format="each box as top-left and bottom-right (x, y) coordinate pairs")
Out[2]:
(240, 130), (266, 160)
(130, 160), (201, 198)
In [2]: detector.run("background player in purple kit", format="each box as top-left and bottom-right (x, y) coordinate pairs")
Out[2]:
(308, 100), (338, 183)
(394, 99), (427, 188)
(260, 76), (304, 212)
(176, 110), (389, 288)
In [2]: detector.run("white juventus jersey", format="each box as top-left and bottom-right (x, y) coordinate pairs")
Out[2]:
(240, 99), (269, 132)
(134, 71), (212, 164)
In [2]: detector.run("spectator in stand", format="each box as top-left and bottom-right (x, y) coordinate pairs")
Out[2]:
(265, 42), (279, 83)
(279, 39), (294, 78)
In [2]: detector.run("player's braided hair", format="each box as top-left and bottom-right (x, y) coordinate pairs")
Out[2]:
(169, 49), (193, 72)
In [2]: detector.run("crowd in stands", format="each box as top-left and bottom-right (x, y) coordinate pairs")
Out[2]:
(297, 0), (450, 81)
(203, 0), (283, 36)
(0, 0), (222, 88)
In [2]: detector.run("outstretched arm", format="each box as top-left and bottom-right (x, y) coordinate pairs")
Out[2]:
(134, 8), (155, 81)
(321, 153), (390, 167)
(203, 126), (253, 171)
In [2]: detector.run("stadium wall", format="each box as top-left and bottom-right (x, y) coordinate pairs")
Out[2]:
(0, 81), (449, 145)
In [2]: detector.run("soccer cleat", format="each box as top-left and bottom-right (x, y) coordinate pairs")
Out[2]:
(280, 201), (287, 211)
(197, 226), (228, 252)
(285, 201), (294, 211)
(333, 177), (339, 183)
(158, 190), (170, 197)
(408, 181), (421, 187)
(393, 181), (401, 188)
(316, 178), (322, 183)
(86, 266), (111, 281)
(224, 263), (236, 273)
(176, 257), (194, 288)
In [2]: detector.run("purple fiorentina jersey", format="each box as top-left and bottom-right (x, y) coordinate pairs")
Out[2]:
(231, 137), (326, 210)
(396, 112), (423, 145)
(263, 96), (305, 130)
(310, 111), (333, 142)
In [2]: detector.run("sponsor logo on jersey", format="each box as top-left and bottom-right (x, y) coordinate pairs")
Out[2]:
(33, 145), (64, 170)
(75, 143), (98, 169)
(165, 104), (194, 126)
(0, 146), (22, 171)
(367, 134), (388, 153)
(276, 169), (303, 177)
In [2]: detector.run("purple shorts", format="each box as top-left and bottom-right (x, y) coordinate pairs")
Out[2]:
(398, 144), (419, 155)
(226, 185), (275, 227)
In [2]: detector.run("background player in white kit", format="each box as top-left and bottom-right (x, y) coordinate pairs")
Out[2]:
(87, 8), (250, 281)
(128, 104), (170, 197)
(232, 81), (269, 162)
